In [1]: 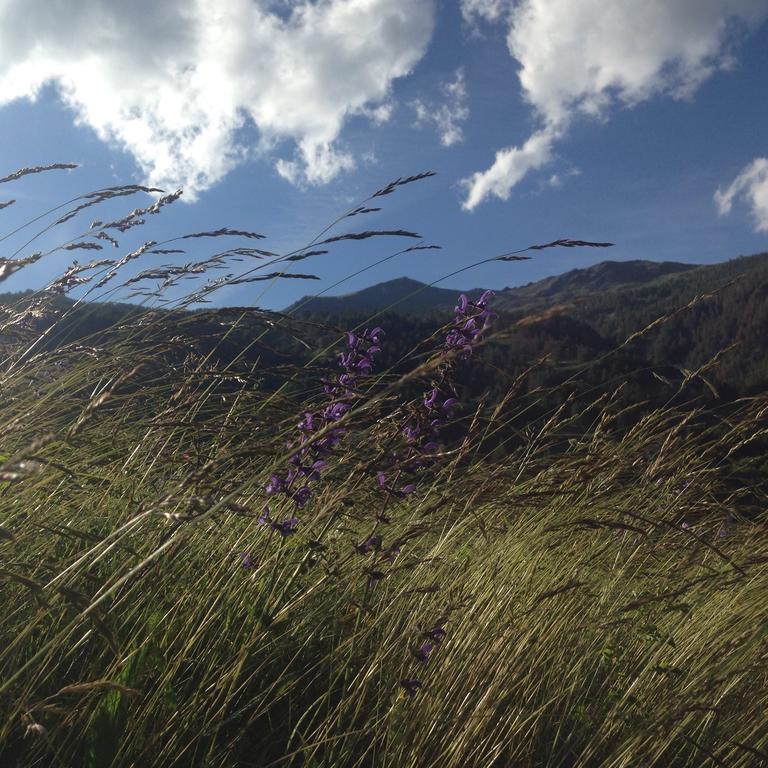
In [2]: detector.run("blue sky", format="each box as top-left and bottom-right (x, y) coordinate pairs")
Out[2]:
(0, 0), (767, 310)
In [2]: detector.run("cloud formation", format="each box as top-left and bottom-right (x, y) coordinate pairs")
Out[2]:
(0, 0), (434, 199)
(413, 68), (469, 147)
(460, 0), (511, 25)
(716, 158), (768, 232)
(461, 0), (768, 210)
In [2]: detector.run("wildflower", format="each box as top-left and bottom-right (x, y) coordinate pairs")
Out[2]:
(271, 516), (299, 537)
(374, 292), (493, 510)
(413, 640), (435, 664)
(240, 552), (258, 570)
(265, 475), (283, 495)
(292, 486), (312, 508)
(259, 325), (383, 544)
(354, 535), (382, 555)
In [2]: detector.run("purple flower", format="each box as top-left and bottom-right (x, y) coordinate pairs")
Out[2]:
(413, 640), (435, 664)
(292, 486), (312, 508)
(441, 397), (458, 412)
(265, 475), (283, 495)
(355, 535), (382, 555)
(424, 389), (439, 409)
(240, 552), (258, 570)
(426, 625), (446, 644)
(356, 358), (373, 374)
(261, 325), (383, 542)
(324, 402), (349, 421)
(271, 516), (298, 537)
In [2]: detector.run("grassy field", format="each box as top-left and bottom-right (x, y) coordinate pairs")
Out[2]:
(1, 168), (767, 767)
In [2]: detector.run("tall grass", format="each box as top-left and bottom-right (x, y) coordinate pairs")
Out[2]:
(0, 166), (766, 767)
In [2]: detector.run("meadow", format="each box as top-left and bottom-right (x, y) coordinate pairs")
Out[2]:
(0, 165), (766, 767)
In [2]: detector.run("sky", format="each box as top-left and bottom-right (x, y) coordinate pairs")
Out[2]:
(0, 0), (767, 310)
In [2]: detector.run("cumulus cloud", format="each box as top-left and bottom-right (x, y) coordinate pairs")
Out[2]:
(0, 0), (434, 199)
(716, 158), (768, 232)
(413, 68), (470, 147)
(462, 0), (768, 210)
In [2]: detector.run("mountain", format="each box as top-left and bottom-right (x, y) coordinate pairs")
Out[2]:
(285, 276), (487, 315)
(285, 260), (699, 316)
(493, 259), (698, 312)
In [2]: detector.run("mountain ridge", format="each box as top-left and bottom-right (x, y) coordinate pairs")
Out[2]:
(285, 259), (700, 316)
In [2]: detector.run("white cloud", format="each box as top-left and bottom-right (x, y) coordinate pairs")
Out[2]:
(716, 158), (768, 232)
(0, 0), (435, 199)
(546, 167), (581, 189)
(462, 0), (768, 209)
(461, 127), (556, 209)
(461, 0), (511, 25)
(413, 68), (470, 147)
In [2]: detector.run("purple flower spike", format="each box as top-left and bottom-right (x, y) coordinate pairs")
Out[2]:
(262, 325), (383, 548)
(456, 294), (469, 314)
(377, 471), (388, 487)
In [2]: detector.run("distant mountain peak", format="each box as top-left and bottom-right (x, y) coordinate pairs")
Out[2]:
(285, 277), (484, 315)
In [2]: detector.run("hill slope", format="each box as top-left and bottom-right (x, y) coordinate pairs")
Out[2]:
(285, 276), (486, 315)
(285, 260), (698, 316)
